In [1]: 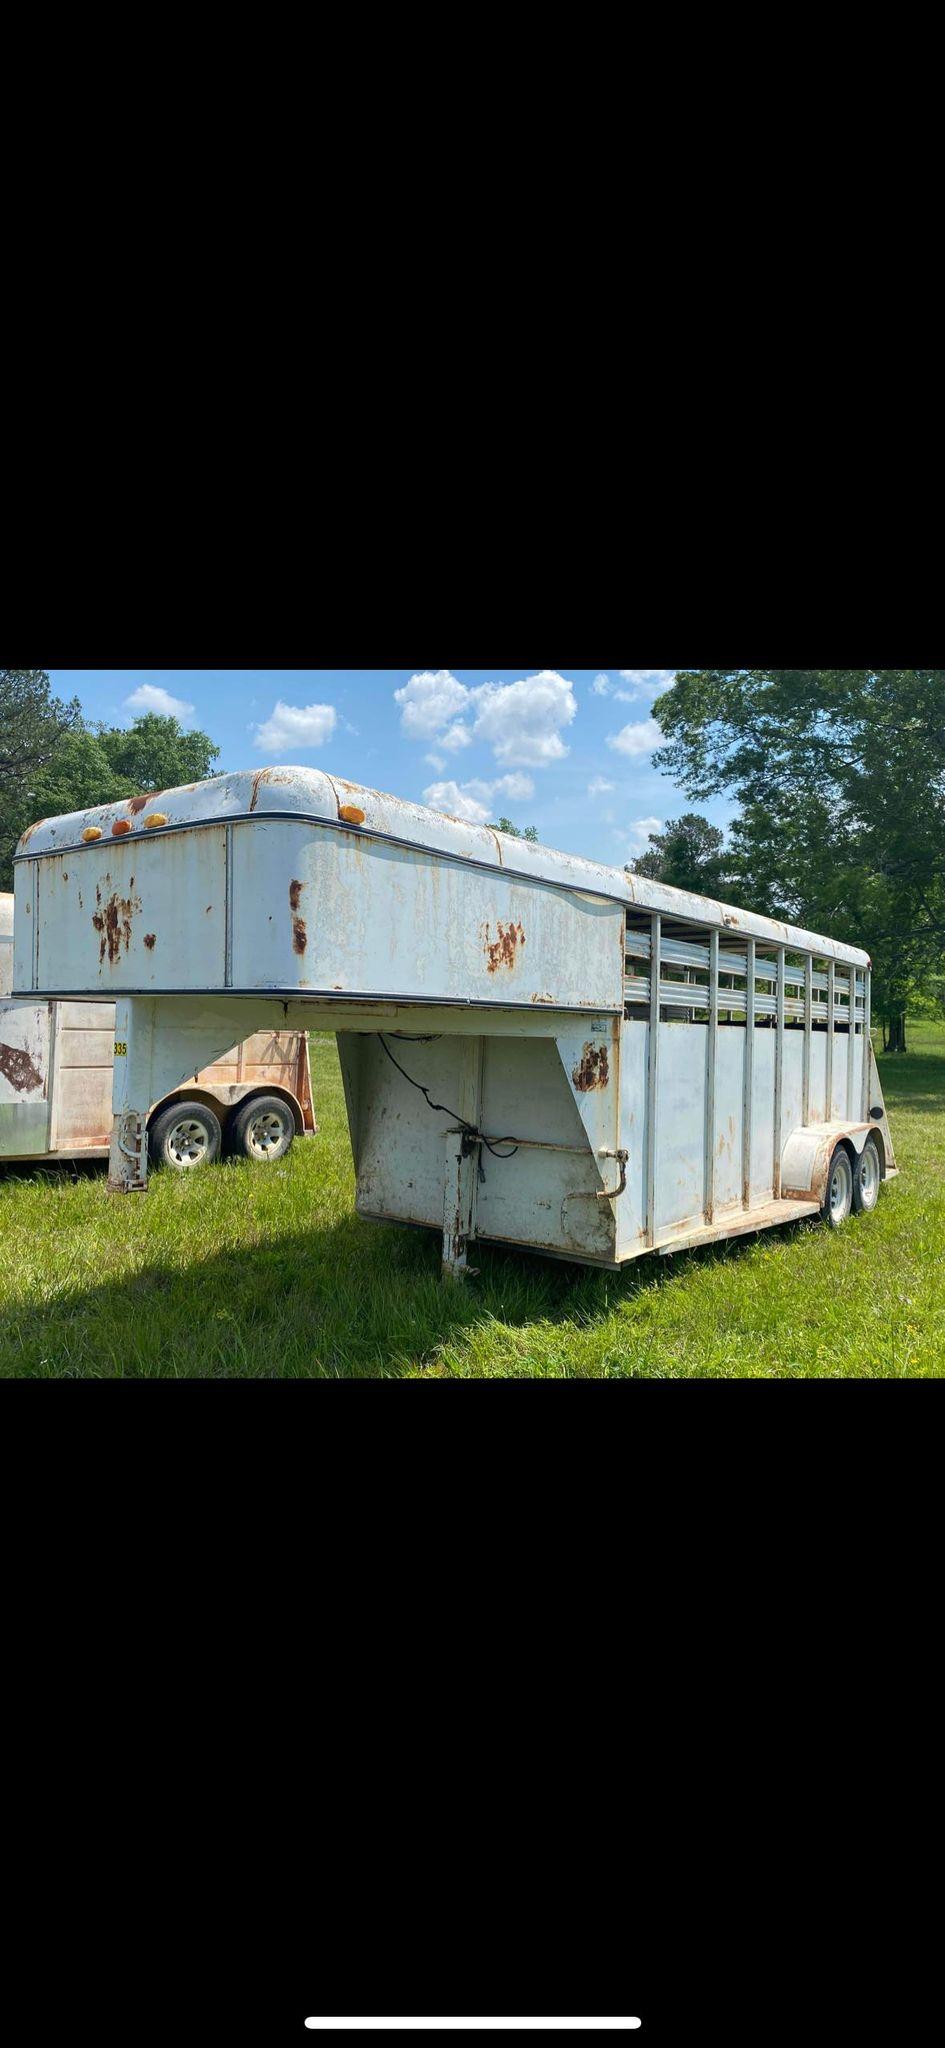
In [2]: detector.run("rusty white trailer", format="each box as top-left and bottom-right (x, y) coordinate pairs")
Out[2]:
(1, 893), (315, 1170)
(13, 768), (896, 1275)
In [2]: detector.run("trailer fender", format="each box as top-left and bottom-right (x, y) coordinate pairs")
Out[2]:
(781, 1122), (883, 1206)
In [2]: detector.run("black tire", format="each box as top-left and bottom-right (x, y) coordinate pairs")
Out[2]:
(149, 1100), (223, 1172)
(820, 1142), (854, 1228)
(229, 1094), (296, 1165)
(851, 1133), (882, 1214)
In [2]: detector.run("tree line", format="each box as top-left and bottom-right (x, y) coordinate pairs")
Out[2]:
(626, 670), (945, 1050)
(0, 669), (219, 892)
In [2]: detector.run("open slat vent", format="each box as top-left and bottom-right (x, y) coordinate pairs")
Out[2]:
(625, 921), (866, 1028)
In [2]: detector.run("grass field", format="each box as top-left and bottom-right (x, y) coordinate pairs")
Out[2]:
(1, 1025), (943, 1377)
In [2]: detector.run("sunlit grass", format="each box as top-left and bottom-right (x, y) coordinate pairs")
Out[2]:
(1, 1026), (942, 1377)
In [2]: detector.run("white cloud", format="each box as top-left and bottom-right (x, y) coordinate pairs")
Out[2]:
(124, 682), (195, 722)
(625, 815), (663, 855)
(422, 780), (491, 825)
(253, 701), (338, 754)
(607, 718), (662, 758)
(395, 669), (470, 739)
(492, 772), (535, 802)
(440, 722), (473, 753)
(425, 752), (446, 772)
(422, 771), (536, 824)
(471, 669), (576, 767)
(588, 776), (616, 797)
(617, 669), (676, 700)
(398, 668), (577, 770)
(592, 673), (611, 696)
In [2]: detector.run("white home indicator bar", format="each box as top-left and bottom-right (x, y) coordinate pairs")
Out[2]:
(304, 2025), (642, 2034)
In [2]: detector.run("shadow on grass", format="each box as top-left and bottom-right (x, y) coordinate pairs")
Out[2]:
(0, 1191), (828, 1379)
(877, 1046), (945, 1113)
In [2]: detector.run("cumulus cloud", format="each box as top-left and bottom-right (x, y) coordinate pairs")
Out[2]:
(124, 682), (195, 721)
(395, 669), (469, 739)
(625, 815), (663, 855)
(471, 669), (576, 767)
(422, 780), (491, 824)
(491, 771), (535, 802)
(588, 775), (616, 797)
(617, 669), (676, 700)
(396, 668), (577, 769)
(592, 673), (611, 696)
(607, 718), (662, 758)
(253, 701), (338, 754)
(423, 771), (536, 824)
(425, 752), (446, 772)
(440, 722), (473, 753)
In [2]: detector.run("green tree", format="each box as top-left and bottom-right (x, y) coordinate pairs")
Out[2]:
(0, 689), (221, 890)
(97, 712), (219, 793)
(489, 817), (540, 842)
(628, 812), (730, 894)
(1, 669), (85, 888)
(652, 669), (945, 1049)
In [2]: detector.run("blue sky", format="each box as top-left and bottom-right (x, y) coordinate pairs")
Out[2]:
(48, 668), (733, 869)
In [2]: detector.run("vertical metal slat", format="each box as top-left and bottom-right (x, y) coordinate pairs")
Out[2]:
(645, 913), (660, 1248)
(826, 961), (835, 1118)
(705, 927), (719, 1225)
(803, 954), (813, 1125)
(773, 947), (785, 1198)
(742, 936), (755, 1208)
(862, 968), (872, 1118)
(847, 966), (857, 1120)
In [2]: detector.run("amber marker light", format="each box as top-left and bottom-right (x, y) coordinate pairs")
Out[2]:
(339, 805), (366, 826)
(144, 813), (169, 829)
(82, 827), (103, 843)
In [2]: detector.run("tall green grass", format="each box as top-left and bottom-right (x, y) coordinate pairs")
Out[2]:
(1, 1026), (943, 1376)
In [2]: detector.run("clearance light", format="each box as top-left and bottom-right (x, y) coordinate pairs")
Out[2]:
(82, 827), (103, 843)
(339, 805), (366, 826)
(144, 813), (169, 830)
(112, 819), (133, 836)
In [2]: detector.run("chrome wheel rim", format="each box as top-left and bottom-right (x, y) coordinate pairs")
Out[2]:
(246, 1111), (288, 1160)
(829, 1152), (852, 1220)
(857, 1144), (880, 1208)
(167, 1119), (210, 1168)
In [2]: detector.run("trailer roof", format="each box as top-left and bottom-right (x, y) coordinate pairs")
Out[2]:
(15, 768), (871, 968)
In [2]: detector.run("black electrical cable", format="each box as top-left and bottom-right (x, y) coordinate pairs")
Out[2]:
(378, 1034), (520, 1160)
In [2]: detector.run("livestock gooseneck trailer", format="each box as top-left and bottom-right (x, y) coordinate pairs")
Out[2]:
(13, 768), (897, 1276)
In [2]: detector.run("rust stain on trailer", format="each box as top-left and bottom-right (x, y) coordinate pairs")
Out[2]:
(129, 792), (162, 815)
(572, 1042), (610, 1091)
(144, 934), (157, 951)
(0, 1042), (43, 1094)
(289, 878), (308, 955)
(483, 920), (526, 974)
(532, 992), (556, 1004)
(91, 886), (141, 968)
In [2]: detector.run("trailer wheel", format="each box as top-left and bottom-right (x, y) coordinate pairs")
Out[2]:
(821, 1143), (854, 1228)
(230, 1094), (296, 1165)
(150, 1101), (223, 1172)
(852, 1133), (882, 1214)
